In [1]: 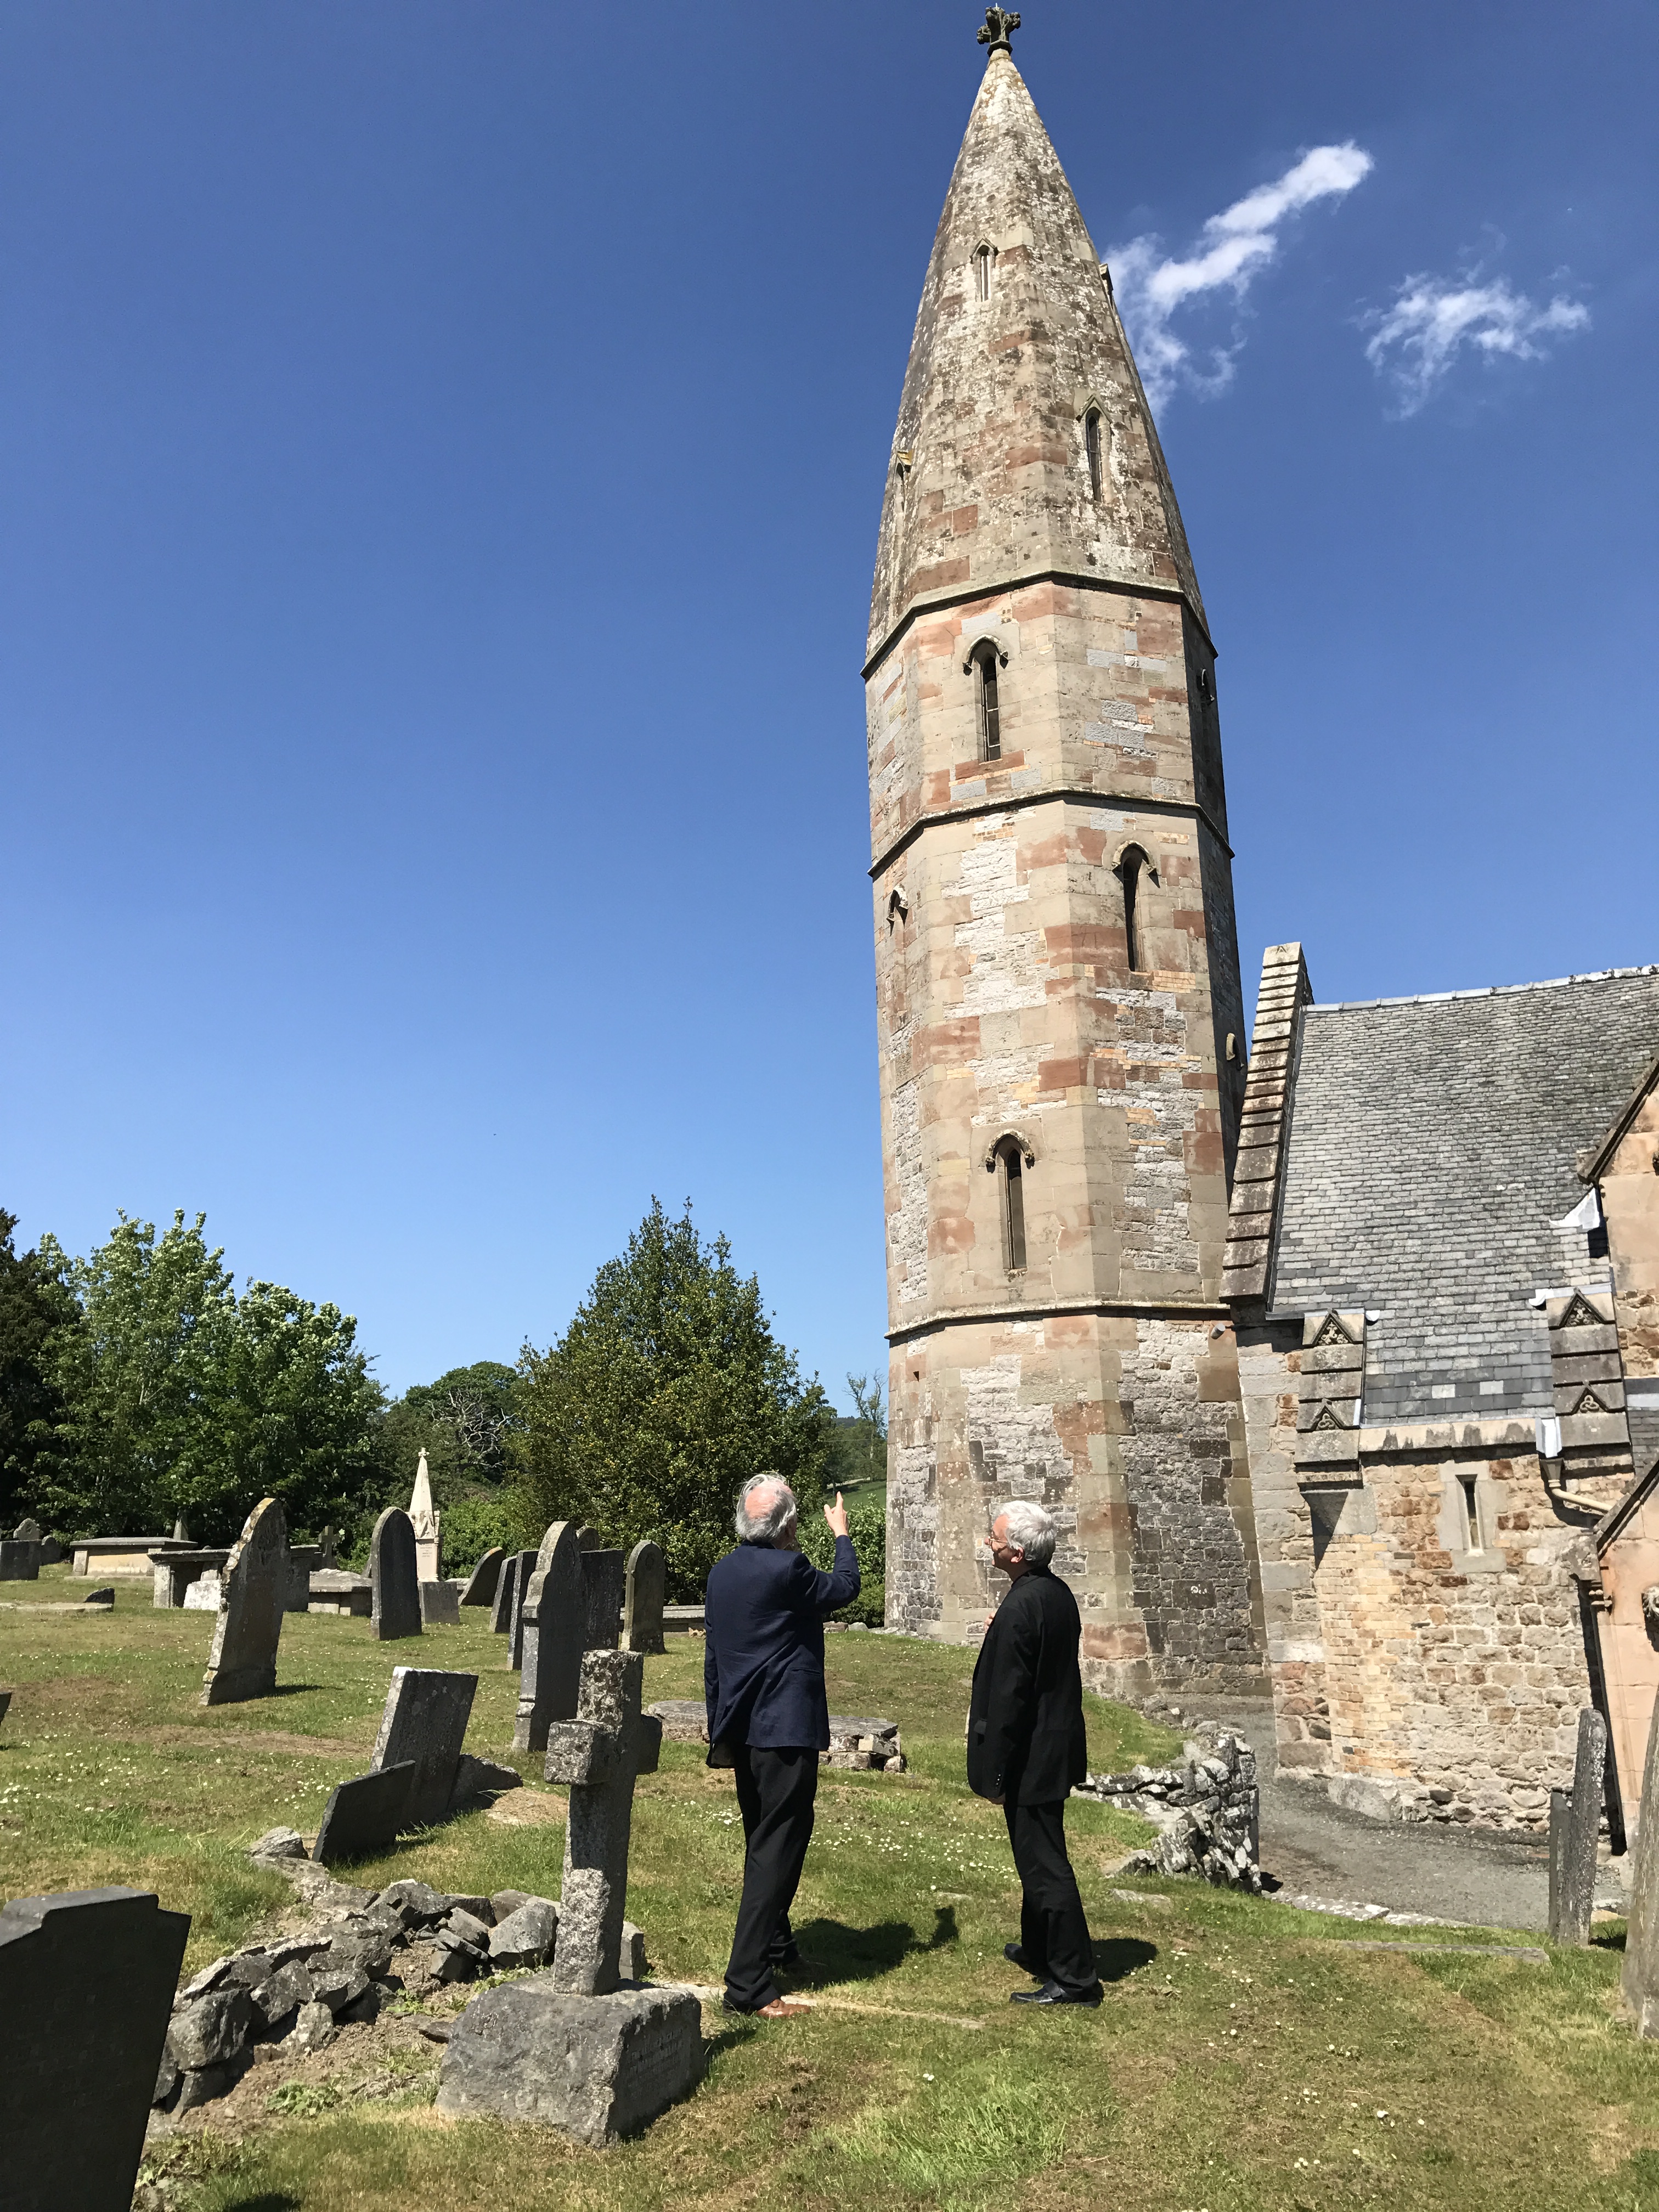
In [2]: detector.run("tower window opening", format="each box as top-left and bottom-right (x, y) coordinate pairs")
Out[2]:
(1085, 408), (1104, 501)
(991, 1138), (1028, 1275)
(1120, 844), (1150, 972)
(973, 644), (1002, 760)
(1461, 1476), (1482, 1551)
(974, 243), (996, 300)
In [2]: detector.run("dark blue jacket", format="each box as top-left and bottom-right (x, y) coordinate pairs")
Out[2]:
(704, 1535), (859, 1751)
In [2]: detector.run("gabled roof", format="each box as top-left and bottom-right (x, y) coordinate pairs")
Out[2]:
(1579, 1044), (1659, 1186)
(1264, 966), (1659, 1426)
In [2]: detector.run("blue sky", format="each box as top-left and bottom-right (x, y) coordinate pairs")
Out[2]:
(2, 1), (1654, 1406)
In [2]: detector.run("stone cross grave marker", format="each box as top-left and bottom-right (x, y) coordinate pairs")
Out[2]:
(544, 1647), (663, 1994)
(372, 1666), (478, 1825)
(622, 1541), (666, 1655)
(581, 1548), (625, 1653)
(514, 1522), (584, 1752)
(461, 1547), (505, 1607)
(1549, 1706), (1607, 1946)
(0, 1886), (190, 2212)
(1622, 1702), (1659, 2033)
(201, 1497), (288, 1706)
(370, 1506), (423, 1642)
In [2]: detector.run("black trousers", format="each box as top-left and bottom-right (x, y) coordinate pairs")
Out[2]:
(1005, 1798), (1098, 1995)
(725, 1743), (820, 2010)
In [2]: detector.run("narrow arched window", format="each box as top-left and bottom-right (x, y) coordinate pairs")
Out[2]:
(1085, 408), (1104, 501)
(973, 644), (1002, 761)
(991, 1139), (1028, 1274)
(1119, 845), (1149, 972)
(974, 244), (995, 301)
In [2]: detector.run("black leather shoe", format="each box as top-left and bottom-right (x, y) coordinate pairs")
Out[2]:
(1004, 1944), (1045, 1977)
(1010, 1979), (1103, 2007)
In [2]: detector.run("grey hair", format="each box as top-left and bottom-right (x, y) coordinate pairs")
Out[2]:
(736, 1472), (798, 1544)
(994, 1498), (1056, 1568)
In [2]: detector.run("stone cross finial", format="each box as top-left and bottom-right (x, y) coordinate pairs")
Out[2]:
(544, 1649), (663, 1994)
(978, 7), (1020, 57)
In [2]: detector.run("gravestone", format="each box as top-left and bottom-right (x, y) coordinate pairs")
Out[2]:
(492, 1550), (528, 1637)
(14, 1519), (41, 1541)
(408, 1448), (442, 1583)
(436, 1977), (702, 2146)
(508, 1550), (538, 1662)
(420, 1579), (462, 1627)
(200, 1497), (287, 1706)
(514, 1522), (584, 1752)
(0, 1886), (190, 2211)
(313, 1762), (416, 1865)
(581, 1549), (625, 1653)
(544, 1648), (663, 1995)
(0, 1691), (11, 1728)
(1621, 1706), (1659, 2034)
(622, 1542), (666, 1656)
(370, 1507), (422, 1642)
(1548, 1707), (1607, 1946)
(371, 1667), (478, 1826)
(461, 1547), (505, 1607)
(0, 1539), (40, 1581)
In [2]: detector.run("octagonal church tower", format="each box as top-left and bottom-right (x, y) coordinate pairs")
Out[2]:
(868, 17), (1263, 1695)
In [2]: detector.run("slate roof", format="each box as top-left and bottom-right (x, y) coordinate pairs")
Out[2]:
(1268, 967), (1659, 1425)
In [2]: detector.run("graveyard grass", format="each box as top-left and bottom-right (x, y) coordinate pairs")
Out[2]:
(2, 1573), (1657, 2210)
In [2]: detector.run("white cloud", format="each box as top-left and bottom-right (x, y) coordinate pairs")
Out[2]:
(1362, 273), (1589, 414)
(1110, 144), (1373, 407)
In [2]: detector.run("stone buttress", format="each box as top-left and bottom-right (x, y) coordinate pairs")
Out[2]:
(866, 30), (1263, 1696)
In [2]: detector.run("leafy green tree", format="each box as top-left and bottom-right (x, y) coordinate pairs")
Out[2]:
(375, 1361), (520, 1509)
(36, 1211), (385, 1544)
(0, 1210), (78, 1528)
(801, 1496), (887, 1627)
(828, 1370), (888, 1490)
(512, 1200), (832, 1598)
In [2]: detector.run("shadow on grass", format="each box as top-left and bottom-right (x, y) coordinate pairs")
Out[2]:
(792, 1904), (960, 1983)
(221, 2197), (301, 2211)
(1095, 1936), (1158, 1983)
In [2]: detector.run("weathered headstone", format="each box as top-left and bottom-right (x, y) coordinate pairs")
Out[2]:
(14, 1519), (41, 1542)
(0, 1539), (40, 1581)
(507, 1550), (537, 1660)
(420, 1579), (462, 1627)
(581, 1549), (625, 1654)
(1621, 1705), (1659, 2033)
(492, 1550), (528, 1637)
(408, 1447), (442, 1583)
(200, 1498), (287, 1706)
(514, 1522), (584, 1752)
(370, 1506), (422, 1642)
(1549, 1707), (1607, 1945)
(0, 1887), (190, 2211)
(436, 1977), (702, 2145)
(545, 1648), (663, 1995)
(461, 1547), (505, 1608)
(313, 1762), (416, 1865)
(622, 1541), (666, 1656)
(371, 1667), (478, 1826)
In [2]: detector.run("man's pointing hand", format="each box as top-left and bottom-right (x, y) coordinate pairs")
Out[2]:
(825, 1491), (849, 1538)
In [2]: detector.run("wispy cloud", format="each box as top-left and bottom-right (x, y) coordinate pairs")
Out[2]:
(1110, 144), (1374, 407)
(1361, 273), (1589, 415)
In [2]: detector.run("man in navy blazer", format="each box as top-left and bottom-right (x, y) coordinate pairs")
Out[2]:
(705, 1472), (859, 2015)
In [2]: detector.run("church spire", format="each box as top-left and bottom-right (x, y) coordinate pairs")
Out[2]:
(868, 34), (1205, 662)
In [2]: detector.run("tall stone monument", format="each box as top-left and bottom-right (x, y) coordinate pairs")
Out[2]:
(200, 1497), (288, 1706)
(622, 1541), (666, 1655)
(514, 1522), (584, 1752)
(545, 1649), (662, 1994)
(0, 1887), (190, 2211)
(370, 1507), (423, 1642)
(408, 1448), (442, 1583)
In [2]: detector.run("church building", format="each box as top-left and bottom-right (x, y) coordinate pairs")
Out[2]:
(867, 12), (1659, 1837)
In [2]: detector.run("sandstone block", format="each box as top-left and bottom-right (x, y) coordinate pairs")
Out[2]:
(436, 1978), (703, 2145)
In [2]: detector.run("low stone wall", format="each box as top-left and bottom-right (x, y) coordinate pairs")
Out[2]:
(1073, 1722), (1262, 1891)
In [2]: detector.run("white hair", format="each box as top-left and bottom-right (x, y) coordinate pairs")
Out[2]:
(736, 1473), (798, 1544)
(994, 1498), (1056, 1568)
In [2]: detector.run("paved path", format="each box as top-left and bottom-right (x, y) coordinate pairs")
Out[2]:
(1182, 1699), (1554, 1932)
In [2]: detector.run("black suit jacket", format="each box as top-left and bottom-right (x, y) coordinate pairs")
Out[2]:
(967, 1565), (1088, 1806)
(704, 1536), (860, 1751)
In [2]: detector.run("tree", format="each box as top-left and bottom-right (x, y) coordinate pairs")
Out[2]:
(513, 1200), (832, 1598)
(375, 1362), (520, 1509)
(837, 1370), (888, 1485)
(0, 1210), (77, 1528)
(36, 1211), (386, 1543)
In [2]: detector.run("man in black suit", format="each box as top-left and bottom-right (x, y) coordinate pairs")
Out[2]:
(968, 1498), (1102, 2006)
(705, 1472), (860, 2017)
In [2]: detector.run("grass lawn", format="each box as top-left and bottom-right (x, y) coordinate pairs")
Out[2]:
(2, 1566), (1657, 2212)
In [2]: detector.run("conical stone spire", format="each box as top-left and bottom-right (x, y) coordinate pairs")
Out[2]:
(868, 43), (1204, 664)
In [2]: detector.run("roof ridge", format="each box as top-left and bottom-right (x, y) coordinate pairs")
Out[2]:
(1305, 964), (1659, 1017)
